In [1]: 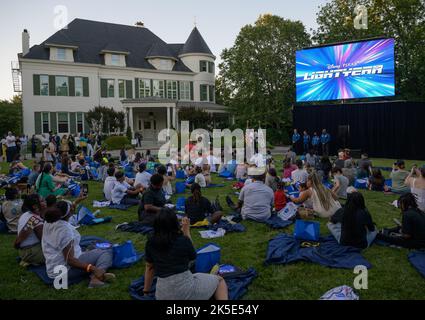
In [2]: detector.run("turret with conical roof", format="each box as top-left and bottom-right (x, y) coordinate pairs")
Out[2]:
(179, 27), (214, 57)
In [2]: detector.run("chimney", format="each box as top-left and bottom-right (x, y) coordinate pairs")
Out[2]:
(135, 21), (144, 28)
(22, 29), (30, 56)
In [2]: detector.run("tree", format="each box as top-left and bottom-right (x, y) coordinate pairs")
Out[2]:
(313, 0), (425, 101)
(86, 106), (125, 134)
(178, 107), (214, 131)
(0, 95), (22, 137)
(218, 14), (312, 144)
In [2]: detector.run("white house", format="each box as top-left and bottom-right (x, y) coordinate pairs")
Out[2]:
(18, 18), (229, 146)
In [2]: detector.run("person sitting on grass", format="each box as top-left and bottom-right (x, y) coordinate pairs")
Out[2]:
(327, 191), (377, 249)
(185, 183), (223, 225)
(9, 154), (28, 175)
(111, 171), (143, 206)
(289, 182), (313, 209)
(265, 167), (280, 192)
(274, 181), (287, 212)
(135, 163), (152, 190)
(342, 159), (356, 186)
(193, 166), (207, 188)
(377, 193), (425, 249)
(157, 165), (175, 197)
(27, 163), (41, 187)
(143, 208), (228, 300)
(103, 167), (117, 202)
(386, 160), (410, 194)
(404, 165), (425, 212)
(1, 187), (23, 233)
(236, 162), (248, 181)
(331, 167), (349, 199)
(42, 205), (115, 288)
(368, 168), (385, 192)
(202, 163), (212, 186)
(291, 160), (308, 184)
(138, 174), (166, 226)
(35, 163), (67, 199)
(14, 194), (46, 266)
(318, 156), (332, 181)
(230, 167), (274, 222)
(282, 158), (297, 179)
(289, 173), (341, 219)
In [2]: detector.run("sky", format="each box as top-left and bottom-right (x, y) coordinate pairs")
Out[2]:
(0, 0), (329, 100)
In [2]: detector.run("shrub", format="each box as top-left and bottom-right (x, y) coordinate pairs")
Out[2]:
(104, 136), (130, 151)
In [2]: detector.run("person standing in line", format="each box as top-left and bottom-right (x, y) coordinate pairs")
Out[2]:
(20, 135), (28, 160)
(1, 135), (7, 162)
(6, 131), (17, 163)
(292, 129), (301, 155)
(302, 130), (310, 155)
(311, 132), (320, 154)
(321, 129), (331, 156)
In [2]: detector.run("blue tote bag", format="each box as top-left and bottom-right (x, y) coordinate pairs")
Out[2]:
(195, 243), (221, 273)
(113, 240), (144, 269)
(293, 220), (320, 241)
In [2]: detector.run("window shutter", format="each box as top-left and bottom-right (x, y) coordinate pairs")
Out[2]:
(69, 77), (75, 96)
(49, 75), (56, 96)
(83, 77), (89, 97)
(84, 113), (90, 133)
(199, 61), (202, 72)
(126, 80), (133, 99)
(33, 75), (40, 96)
(190, 82), (194, 101)
(69, 112), (77, 134)
(164, 80), (167, 98)
(34, 112), (42, 134)
(177, 81), (180, 100)
(50, 112), (57, 133)
(150, 79), (154, 96)
(135, 78), (139, 98)
(100, 79), (107, 98)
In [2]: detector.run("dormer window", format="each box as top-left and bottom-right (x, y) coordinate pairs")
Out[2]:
(57, 48), (66, 61)
(159, 59), (173, 70)
(111, 54), (120, 66)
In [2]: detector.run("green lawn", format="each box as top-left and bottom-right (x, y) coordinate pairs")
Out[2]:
(1, 157), (425, 300)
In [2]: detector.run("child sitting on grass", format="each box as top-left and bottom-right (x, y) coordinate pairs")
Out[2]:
(274, 182), (287, 212)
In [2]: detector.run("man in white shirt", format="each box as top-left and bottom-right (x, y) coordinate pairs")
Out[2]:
(135, 163), (152, 189)
(6, 132), (17, 163)
(111, 171), (142, 206)
(291, 160), (308, 184)
(249, 152), (266, 168)
(206, 153), (221, 173)
(103, 167), (117, 202)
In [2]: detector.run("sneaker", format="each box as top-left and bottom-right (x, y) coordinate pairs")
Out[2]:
(103, 273), (116, 283)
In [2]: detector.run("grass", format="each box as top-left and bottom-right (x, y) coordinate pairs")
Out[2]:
(0, 157), (425, 300)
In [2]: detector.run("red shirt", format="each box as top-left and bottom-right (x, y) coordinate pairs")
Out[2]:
(274, 190), (287, 211)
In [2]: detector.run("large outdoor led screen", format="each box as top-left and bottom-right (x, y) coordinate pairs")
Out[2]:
(296, 38), (395, 102)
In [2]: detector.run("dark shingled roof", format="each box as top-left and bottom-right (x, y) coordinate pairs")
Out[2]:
(180, 27), (213, 56)
(23, 18), (214, 72)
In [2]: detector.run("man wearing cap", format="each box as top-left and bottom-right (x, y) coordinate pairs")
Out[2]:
(235, 166), (274, 222)
(388, 160), (410, 194)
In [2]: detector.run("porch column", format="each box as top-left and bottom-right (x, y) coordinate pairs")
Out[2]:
(167, 107), (171, 129)
(124, 108), (128, 132)
(129, 107), (135, 139)
(172, 107), (177, 129)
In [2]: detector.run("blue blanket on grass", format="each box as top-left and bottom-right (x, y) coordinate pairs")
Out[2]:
(210, 220), (246, 233)
(116, 222), (154, 235)
(408, 251), (425, 279)
(129, 267), (257, 300)
(264, 215), (294, 229)
(28, 236), (110, 286)
(265, 233), (372, 269)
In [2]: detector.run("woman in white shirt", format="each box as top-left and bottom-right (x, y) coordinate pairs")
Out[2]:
(14, 194), (46, 266)
(42, 201), (115, 288)
(405, 166), (425, 212)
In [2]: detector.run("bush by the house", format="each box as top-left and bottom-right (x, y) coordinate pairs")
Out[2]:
(103, 136), (130, 150)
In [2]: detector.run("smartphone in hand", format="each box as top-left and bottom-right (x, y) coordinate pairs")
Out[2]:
(81, 183), (89, 196)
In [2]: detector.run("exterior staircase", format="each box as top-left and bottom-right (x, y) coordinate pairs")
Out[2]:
(11, 61), (22, 93)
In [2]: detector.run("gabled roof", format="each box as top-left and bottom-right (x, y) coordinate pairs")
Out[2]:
(22, 18), (211, 72)
(180, 27), (213, 56)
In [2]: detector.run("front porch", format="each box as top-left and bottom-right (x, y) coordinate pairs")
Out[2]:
(122, 97), (231, 149)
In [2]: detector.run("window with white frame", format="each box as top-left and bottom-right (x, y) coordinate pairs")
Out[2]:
(179, 81), (190, 100)
(167, 80), (178, 99)
(75, 77), (83, 97)
(56, 76), (69, 96)
(200, 60), (208, 72)
(139, 79), (151, 97)
(119, 80), (126, 98)
(153, 80), (165, 98)
(111, 54), (120, 66)
(42, 112), (49, 133)
(107, 79), (115, 98)
(200, 84), (208, 101)
(77, 112), (84, 133)
(58, 112), (69, 133)
(40, 75), (49, 96)
(57, 48), (66, 61)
